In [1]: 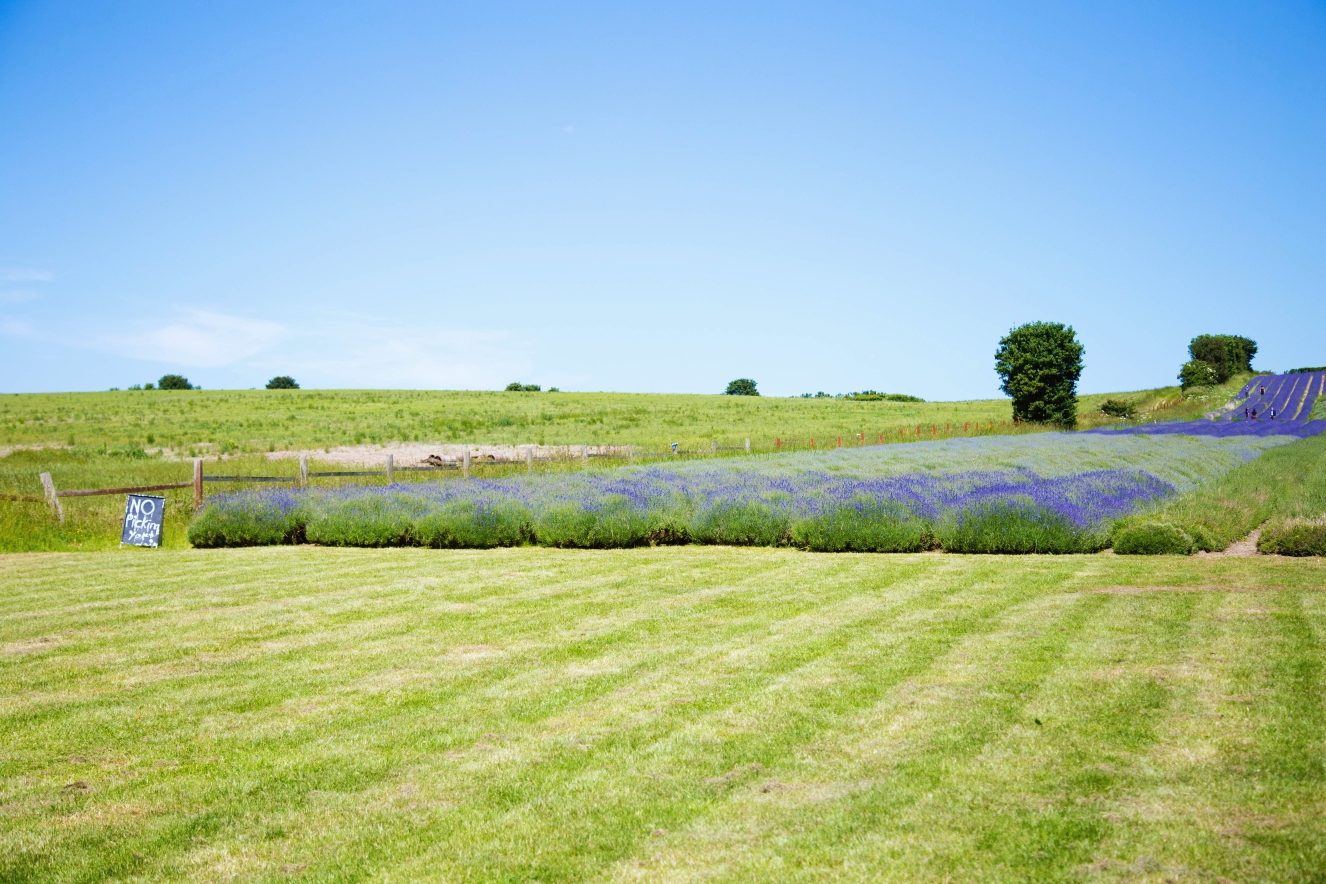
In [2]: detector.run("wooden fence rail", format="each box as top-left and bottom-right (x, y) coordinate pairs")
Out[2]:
(23, 425), (1040, 524)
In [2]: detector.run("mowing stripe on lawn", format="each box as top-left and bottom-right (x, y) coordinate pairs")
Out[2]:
(1, 549), (1323, 883)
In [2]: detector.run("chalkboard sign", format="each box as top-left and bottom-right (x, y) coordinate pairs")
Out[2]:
(121, 494), (165, 547)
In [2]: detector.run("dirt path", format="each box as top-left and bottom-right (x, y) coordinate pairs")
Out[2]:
(1196, 528), (1262, 558)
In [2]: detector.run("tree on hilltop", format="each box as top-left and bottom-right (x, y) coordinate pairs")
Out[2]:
(724, 378), (759, 396)
(157, 374), (193, 390)
(266, 376), (300, 389)
(994, 322), (1084, 428)
(1182, 334), (1256, 387)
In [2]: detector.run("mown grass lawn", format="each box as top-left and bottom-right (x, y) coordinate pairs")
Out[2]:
(2, 547), (1323, 883)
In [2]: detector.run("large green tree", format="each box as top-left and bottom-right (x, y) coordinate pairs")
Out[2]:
(994, 322), (1084, 428)
(1185, 334), (1256, 385)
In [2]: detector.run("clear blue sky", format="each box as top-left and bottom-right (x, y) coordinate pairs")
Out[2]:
(1, 2), (1322, 398)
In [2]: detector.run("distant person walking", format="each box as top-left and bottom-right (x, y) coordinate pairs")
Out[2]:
(1245, 407), (1250, 419)
(1260, 385), (1266, 396)
(1252, 408), (1257, 419)
(1270, 407), (1276, 418)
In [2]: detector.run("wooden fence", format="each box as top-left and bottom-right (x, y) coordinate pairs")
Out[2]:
(27, 421), (1032, 523)
(28, 444), (742, 523)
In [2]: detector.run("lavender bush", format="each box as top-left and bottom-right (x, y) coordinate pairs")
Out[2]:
(189, 432), (1290, 553)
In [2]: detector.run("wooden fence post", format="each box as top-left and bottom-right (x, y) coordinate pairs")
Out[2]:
(745, 438), (750, 453)
(385, 453), (395, 483)
(776, 437), (781, 450)
(810, 437), (815, 448)
(526, 447), (535, 473)
(581, 445), (588, 469)
(39, 472), (64, 524)
(193, 458), (204, 510)
(836, 436), (842, 448)
(299, 456), (309, 488)
(463, 449), (471, 478)
(627, 446), (634, 464)
(712, 440), (718, 453)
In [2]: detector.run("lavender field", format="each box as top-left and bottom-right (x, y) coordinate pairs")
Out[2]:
(1088, 370), (1326, 437)
(189, 432), (1295, 554)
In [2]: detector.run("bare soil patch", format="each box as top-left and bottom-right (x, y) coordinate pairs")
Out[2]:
(263, 442), (636, 467)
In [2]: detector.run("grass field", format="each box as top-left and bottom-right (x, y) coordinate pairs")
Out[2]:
(0, 376), (1244, 456)
(2, 546), (1323, 882)
(0, 376), (1257, 553)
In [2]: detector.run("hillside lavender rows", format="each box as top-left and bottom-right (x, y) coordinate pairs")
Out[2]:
(188, 432), (1292, 553)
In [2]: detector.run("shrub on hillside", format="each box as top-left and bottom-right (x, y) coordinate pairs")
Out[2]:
(1112, 521), (1193, 555)
(724, 378), (759, 396)
(1257, 518), (1326, 556)
(994, 322), (1084, 429)
(1185, 523), (1222, 552)
(1099, 398), (1138, 418)
(1288, 366), (1326, 374)
(158, 374), (192, 390)
(266, 376), (299, 389)
(187, 493), (305, 547)
(416, 499), (530, 548)
(938, 502), (1098, 554)
(1177, 359), (1219, 390)
(533, 499), (652, 548)
(304, 494), (427, 547)
(505, 382), (541, 392)
(790, 502), (934, 552)
(688, 501), (787, 545)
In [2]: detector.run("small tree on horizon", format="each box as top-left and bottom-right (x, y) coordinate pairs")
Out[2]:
(1185, 334), (1256, 385)
(157, 374), (193, 390)
(266, 376), (300, 389)
(724, 378), (759, 396)
(994, 322), (1084, 428)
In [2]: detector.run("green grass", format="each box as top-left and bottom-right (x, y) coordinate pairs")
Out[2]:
(0, 373), (1278, 553)
(1114, 432), (1326, 552)
(2, 546), (1324, 882)
(0, 388), (1030, 455)
(0, 448), (632, 553)
(1, 377), (1246, 457)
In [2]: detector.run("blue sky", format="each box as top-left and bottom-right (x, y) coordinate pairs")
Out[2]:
(1, 2), (1322, 398)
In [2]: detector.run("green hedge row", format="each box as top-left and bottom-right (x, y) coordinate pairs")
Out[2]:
(189, 496), (1108, 555)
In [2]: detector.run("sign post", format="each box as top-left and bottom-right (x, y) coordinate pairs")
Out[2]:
(121, 494), (166, 548)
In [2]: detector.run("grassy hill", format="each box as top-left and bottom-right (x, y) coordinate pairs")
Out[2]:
(0, 374), (1251, 456)
(0, 375), (1259, 552)
(1, 388), (1020, 455)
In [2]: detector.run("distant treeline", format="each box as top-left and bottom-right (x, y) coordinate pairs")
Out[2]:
(801, 391), (925, 402)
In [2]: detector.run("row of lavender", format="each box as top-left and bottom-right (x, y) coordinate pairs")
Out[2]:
(189, 433), (1291, 553)
(1232, 371), (1326, 421)
(1087, 371), (1326, 438)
